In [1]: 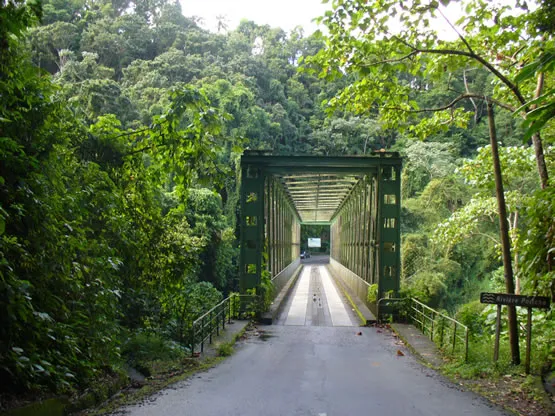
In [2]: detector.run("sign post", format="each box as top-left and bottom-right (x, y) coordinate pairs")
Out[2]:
(525, 307), (533, 374)
(493, 304), (501, 362)
(480, 293), (550, 373)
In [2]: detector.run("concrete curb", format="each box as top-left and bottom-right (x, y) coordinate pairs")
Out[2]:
(260, 265), (302, 325)
(390, 323), (444, 369)
(322, 264), (443, 369)
(198, 319), (252, 358)
(326, 265), (376, 325)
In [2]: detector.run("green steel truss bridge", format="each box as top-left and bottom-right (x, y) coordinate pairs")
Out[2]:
(239, 151), (402, 309)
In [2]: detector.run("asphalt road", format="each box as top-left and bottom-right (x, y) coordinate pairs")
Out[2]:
(120, 265), (508, 416)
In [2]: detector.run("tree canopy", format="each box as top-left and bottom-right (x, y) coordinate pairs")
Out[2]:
(0, 0), (552, 402)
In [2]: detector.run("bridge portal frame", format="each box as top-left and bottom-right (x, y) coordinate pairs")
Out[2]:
(239, 152), (402, 301)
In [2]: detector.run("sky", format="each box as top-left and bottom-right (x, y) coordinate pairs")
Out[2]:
(178, 0), (467, 40)
(179, 0), (329, 33)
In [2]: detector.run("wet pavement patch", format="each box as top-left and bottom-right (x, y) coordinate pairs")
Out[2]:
(259, 331), (275, 341)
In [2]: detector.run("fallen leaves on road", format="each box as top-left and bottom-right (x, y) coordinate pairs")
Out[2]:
(460, 375), (553, 416)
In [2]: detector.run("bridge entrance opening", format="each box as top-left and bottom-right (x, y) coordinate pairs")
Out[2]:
(301, 223), (330, 259)
(239, 152), (402, 311)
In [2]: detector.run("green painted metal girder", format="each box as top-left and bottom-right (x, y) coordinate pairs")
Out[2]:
(242, 154), (401, 169)
(265, 166), (378, 174)
(239, 151), (402, 303)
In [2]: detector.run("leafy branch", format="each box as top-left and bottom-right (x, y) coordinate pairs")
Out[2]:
(392, 36), (527, 106)
(382, 93), (516, 114)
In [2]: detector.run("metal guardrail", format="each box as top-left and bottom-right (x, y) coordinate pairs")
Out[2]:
(410, 298), (469, 361)
(377, 297), (469, 361)
(377, 297), (405, 321)
(190, 294), (256, 356)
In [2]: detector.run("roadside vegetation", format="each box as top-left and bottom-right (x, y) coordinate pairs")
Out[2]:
(310, 3), (553, 413)
(0, 0), (552, 414)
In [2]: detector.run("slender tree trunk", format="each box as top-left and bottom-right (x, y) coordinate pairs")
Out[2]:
(531, 72), (549, 189)
(532, 133), (549, 189)
(513, 211), (520, 295)
(487, 103), (520, 365)
(463, 69), (479, 126)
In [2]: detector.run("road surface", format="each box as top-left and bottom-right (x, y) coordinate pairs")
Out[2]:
(120, 264), (507, 416)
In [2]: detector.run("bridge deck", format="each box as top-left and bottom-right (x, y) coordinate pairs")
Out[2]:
(276, 257), (359, 327)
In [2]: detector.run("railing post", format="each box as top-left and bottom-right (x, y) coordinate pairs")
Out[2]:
(229, 295), (233, 322)
(452, 321), (457, 354)
(421, 304), (425, 333)
(191, 322), (196, 357)
(465, 327), (469, 362)
(223, 301), (226, 330)
(220, 303), (223, 334)
(216, 305), (220, 336)
(222, 301), (226, 330)
(201, 316), (205, 353)
(439, 317), (444, 347)
(430, 311), (435, 342)
(210, 310), (214, 343)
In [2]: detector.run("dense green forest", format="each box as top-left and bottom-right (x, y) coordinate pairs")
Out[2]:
(0, 0), (553, 402)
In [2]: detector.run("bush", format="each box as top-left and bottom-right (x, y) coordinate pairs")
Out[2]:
(216, 343), (234, 357)
(404, 271), (447, 307)
(455, 300), (487, 336)
(122, 332), (187, 376)
(367, 284), (378, 303)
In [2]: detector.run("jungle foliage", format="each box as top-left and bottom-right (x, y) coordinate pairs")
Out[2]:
(0, 0), (553, 399)
(310, 0), (553, 370)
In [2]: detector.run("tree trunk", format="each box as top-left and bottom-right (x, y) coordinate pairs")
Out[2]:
(531, 134), (549, 189)
(531, 73), (549, 189)
(487, 103), (520, 365)
(513, 211), (520, 295)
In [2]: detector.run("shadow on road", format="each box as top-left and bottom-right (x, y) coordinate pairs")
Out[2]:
(301, 254), (329, 265)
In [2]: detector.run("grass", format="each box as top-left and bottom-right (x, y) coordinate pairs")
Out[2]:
(216, 342), (234, 357)
(389, 310), (553, 416)
(440, 337), (553, 416)
(122, 332), (188, 377)
(85, 356), (225, 415)
(83, 323), (251, 415)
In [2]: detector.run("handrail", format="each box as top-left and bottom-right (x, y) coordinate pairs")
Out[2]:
(410, 298), (469, 362)
(377, 297), (405, 320)
(190, 293), (256, 356)
(377, 297), (469, 362)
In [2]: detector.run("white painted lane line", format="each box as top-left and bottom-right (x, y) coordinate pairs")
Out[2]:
(284, 266), (311, 325)
(319, 266), (353, 327)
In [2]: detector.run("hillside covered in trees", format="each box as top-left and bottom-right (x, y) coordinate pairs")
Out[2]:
(0, 0), (553, 405)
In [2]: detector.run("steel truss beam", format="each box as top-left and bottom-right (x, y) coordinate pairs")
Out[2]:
(239, 152), (402, 302)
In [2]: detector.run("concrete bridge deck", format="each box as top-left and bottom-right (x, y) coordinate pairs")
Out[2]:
(276, 259), (359, 327)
